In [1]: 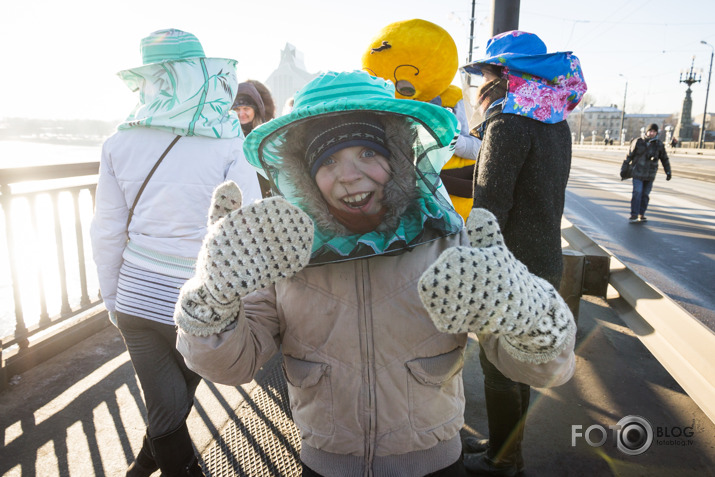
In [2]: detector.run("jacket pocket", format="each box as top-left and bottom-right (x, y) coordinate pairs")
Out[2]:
(405, 347), (465, 431)
(282, 355), (334, 436)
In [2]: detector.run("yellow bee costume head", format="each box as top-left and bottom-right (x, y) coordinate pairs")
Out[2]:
(362, 19), (480, 222)
(361, 19), (458, 103)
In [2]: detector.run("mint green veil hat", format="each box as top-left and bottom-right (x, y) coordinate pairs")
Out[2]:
(243, 70), (463, 265)
(117, 28), (242, 139)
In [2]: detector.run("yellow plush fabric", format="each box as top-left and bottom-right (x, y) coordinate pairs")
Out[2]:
(448, 195), (473, 221)
(441, 84), (476, 220)
(362, 19), (473, 221)
(361, 19), (458, 102)
(439, 84), (463, 109)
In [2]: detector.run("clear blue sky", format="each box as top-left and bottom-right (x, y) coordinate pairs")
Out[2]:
(2, 0), (714, 121)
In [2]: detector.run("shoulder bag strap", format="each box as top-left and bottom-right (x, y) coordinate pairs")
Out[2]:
(126, 135), (181, 229)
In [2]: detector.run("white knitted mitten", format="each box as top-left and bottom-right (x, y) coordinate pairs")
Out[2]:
(418, 208), (575, 364)
(176, 181), (314, 337)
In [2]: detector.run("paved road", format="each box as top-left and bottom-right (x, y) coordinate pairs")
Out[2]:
(565, 150), (715, 330)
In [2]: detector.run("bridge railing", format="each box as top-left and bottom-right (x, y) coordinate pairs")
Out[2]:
(1, 162), (108, 388)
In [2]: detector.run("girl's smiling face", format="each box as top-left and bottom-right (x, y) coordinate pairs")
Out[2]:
(314, 145), (391, 216)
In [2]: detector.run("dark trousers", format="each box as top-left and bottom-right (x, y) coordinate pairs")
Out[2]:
(116, 312), (202, 437)
(478, 345), (530, 462)
(630, 178), (654, 217)
(301, 456), (466, 476)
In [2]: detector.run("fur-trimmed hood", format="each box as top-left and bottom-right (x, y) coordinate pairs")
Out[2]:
(242, 71), (463, 264)
(279, 114), (418, 236)
(270, 112), (462, 264)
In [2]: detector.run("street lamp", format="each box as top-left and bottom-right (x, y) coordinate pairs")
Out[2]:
(619, 74), (628, 143)
(468, 0), (476, 63)
(699, 41), (713, 149)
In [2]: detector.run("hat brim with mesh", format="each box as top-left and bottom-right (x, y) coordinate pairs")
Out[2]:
(243, 71), (457, 173)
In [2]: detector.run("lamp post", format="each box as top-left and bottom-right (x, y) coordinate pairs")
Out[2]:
(468, 0), (476, 63)
(619, 74), (628, 143)
(577, 103), (585, 141)
(699, 41), (713, 149)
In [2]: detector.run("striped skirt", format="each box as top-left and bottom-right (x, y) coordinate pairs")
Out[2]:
(115, 261), (189, 325)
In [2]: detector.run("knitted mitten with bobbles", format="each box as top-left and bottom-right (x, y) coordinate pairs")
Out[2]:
(175, 181), (314, 337)
(418, 208), (575, 364)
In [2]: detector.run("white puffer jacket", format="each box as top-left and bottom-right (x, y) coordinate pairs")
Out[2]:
(90, 127), (261, 312)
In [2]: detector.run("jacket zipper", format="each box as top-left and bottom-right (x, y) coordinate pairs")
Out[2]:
(358, 260), (376, 476)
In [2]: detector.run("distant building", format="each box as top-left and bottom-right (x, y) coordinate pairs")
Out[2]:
(566, 105), (621, 143)
(264, 44), (319, 117)
(622, 113), (674, 141)
(693, 112), (714, 143)
(566, 105), (675, 144)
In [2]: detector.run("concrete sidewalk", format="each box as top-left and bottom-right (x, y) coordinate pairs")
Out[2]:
(1, 296), (714, 476)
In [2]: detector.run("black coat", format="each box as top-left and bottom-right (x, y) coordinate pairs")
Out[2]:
(626, 137), (671, 181)
(472, 114), (572, 287)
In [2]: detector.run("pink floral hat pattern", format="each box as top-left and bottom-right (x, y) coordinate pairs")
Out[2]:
(462, 30), (588, 124)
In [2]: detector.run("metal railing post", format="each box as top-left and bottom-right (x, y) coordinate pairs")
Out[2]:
(1, 183), (28, 341)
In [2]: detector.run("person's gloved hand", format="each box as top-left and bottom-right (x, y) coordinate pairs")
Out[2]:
(666, 173), (672, 181)
(175, 181), (314, 337)
(418, 208), (575, 364)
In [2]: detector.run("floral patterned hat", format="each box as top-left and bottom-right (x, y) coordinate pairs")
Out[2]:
(117, 29), (242, 139)
(460, 30), (587, 125)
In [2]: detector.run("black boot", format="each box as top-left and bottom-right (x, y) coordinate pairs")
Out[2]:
(463, 436), (488, 454)
(127, 434), (159, 477)
(150, 422), (205, 477)
(464, 384), (527, 476)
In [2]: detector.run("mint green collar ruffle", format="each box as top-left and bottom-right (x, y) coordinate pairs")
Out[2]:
(311, 194), (461, 263)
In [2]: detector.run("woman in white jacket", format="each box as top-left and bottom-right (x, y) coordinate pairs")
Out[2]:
(90, 29), (260, 477)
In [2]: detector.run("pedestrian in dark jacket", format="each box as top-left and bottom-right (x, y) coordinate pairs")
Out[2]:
(459, 30), (587, 476)
(624, 123), (672, 222)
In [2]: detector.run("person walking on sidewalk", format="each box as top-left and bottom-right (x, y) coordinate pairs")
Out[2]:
(174, 70), (577, 477)
(623, 123), (672, 223)
(90, 28), (260, 477)
(459, 30), (587, 476)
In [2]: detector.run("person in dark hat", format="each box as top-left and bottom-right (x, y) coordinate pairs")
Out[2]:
(232, 80), (277, 198)
(232, 82), (266, 136)
(623, 123), (672, 223)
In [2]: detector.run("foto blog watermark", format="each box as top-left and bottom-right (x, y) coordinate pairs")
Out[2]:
(571, 415), (695, 455)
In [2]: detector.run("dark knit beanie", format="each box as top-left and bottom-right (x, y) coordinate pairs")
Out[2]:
(233, 94), (258, 110)
(647, 123), (659, 132)
(304, 113), (390, 179)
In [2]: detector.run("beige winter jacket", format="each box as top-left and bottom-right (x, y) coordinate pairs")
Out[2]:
(177, 230), (575, 477)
